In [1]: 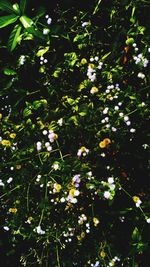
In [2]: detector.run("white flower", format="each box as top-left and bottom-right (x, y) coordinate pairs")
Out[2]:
(90, 57), (94, 62)
(124, 116), (129, 121)
(52, 163), (59, 170)
(74, 190), (80, 196)
(112, 127), (117, 132)
(103, 107), (109, 114)
(47, 17), (52, 25)
(36, 141), (42, 151)
(47, 145), (52, 152)
(34, 225), (45, 235)
(94, 56), (99, 61)
(135, 199), (142, 207)
(148, 48), (150, 52)
(126, 121), (131, 126)
(133, 43), (137, 47)
(82, 21), (89, 27)
(57, 118), (63, 126)
(43, 130), (48, 135)
(3, 226), (9, 231)
(36, 175), (41, 182)
(104, 191), (111, 199)
(44, 59), (48, 63)
(45, 142), (50, 147)
(146, 218), (150, 223)
(130, 128), (136, 133)
(70, 197), (78, 204)
(0, 179), (4, 187)
(7, 177), (13, 183)
(60, 197), (66, 203)
(108, 177), (114, 184)
(137, 72), (145, 79)
(114, 106), (119, 111)
(43, 28), (50, 35)
(119, 112), (124, 117)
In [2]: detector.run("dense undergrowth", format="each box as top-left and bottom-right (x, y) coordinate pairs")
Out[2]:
(0, 0), (150, 266)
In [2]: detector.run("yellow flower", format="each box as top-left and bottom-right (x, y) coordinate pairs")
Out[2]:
(0, 113), (2, 119)
(133, 196), (140, 203)
(89, 63), (95, 68)
(81, 58), (87, 65)
(93, 217), (100, 226)
(100, 251), (106, 258)
(1, 139), (11, 147)
(69, 188), (76, 197)
(54, 183), (62, 193)
(10, 133), (16, 139)
(90, 86), (98, 94)
(16, 165), (21, 170)
(99, 138), (111, 148)
(9, 208), (17, 213)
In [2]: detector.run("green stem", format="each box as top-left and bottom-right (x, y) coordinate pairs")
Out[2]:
(0, 185), (20, 199)
(56, 140), (64, 161)
(56, 232), (61, 267)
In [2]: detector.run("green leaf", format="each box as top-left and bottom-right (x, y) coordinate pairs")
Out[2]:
(20, 0), (27, 14)
(12, 3), (20, 15)
(126, 38), (134, 45)
(8, 24), (22, 51)
(36, 46), (49, 57)
(19, 15), (34, 28)
(0, 0), (14, 14)
(132, 227), (141, 242)
(101, 52), (111, 61)
(0, 14), (19, 28)
(3, 67), (17, 75)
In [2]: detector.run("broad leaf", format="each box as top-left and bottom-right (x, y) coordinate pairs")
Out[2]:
(8, 24), (22, 51)
(20, 15), (34, 28)
(0, 14), (19, 28)
(20, 0), (27, 14)
(0, 0), (14, 14)
(36, 46), (49, 57)
(3, 67), (17, 75)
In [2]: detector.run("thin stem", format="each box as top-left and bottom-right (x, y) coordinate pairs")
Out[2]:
(0, 185), (20, 199)
(56, 232), (61, 267)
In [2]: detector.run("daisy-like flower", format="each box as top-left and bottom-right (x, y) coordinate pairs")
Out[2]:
(93, 217), (100, 227)
(133, 196), (142, 207)
(77, 146), (89, 157)
(99, 138), (111, 148)
(53, 183), (62, 193)
(90, 86), (98, 94)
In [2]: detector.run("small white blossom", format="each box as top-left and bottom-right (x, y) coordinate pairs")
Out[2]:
(7, 177), (13, 184)
(104, 191), (111, 199)
(130, 128), (136, 133)
(3, 226), (9, 231)
(43, 130), (48, 135)
(34, 225), (45, 235)
(47, 17), (52, 25)
(108, 177), (114, 184)
(137, 72), (145, 79)
(43, 28), (50, 35)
